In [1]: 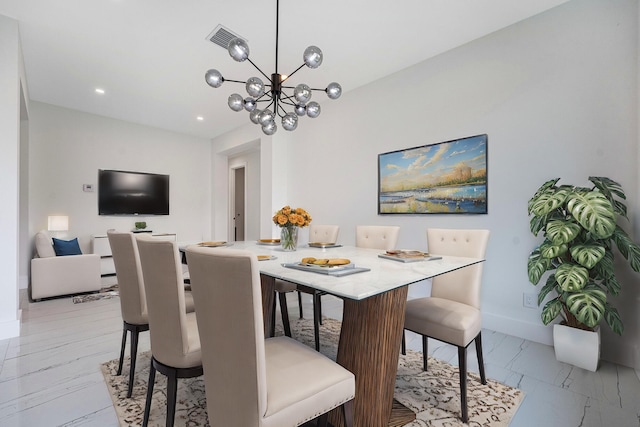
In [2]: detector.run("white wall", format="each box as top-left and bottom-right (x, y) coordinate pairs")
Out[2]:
(0, 15), (23, 339)
(211, 0), (640, 368)
(28, 102), (213, 258)
(19, 102), (30, 290)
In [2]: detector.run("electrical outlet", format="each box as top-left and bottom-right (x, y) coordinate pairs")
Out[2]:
(523, 292), (537, 308)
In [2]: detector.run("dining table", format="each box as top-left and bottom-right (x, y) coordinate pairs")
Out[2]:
(184, 240), (484, 427)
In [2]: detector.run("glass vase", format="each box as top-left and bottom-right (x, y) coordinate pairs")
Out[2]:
(280, 226), (299, 251)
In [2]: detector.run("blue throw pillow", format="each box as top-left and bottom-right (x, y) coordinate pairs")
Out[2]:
(52, 238), (83, 256)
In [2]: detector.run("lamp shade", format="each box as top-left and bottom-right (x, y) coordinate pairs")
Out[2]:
(48, 215), (69, 232)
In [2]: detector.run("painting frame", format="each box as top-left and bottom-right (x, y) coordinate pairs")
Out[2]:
(378, 134), (488, 215)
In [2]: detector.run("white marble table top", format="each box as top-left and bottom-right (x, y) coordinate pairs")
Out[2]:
(182, 241), (484, 301)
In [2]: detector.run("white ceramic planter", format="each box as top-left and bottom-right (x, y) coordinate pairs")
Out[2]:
(553, 324), (600, 372)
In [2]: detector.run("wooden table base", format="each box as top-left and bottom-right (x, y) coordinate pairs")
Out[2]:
(389, 399), (416, 426)
(260, 274), (276, 337)
(328, 286), (414, 427)
(302, 401), (414, 427)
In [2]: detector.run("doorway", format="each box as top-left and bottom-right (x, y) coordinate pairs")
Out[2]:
(232, 166), (245, 241)
(225, 145), (260, 242)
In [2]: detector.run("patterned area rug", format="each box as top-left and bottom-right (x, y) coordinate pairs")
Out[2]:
(101, 318), (524, 426)
(72, 285), (119, 303)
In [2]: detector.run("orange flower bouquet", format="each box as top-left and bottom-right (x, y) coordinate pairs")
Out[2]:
(272, 206), (312, 250)
(272, 205), (312, 228)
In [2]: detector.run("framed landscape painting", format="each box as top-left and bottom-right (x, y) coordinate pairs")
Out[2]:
(378, 134), (488, 214)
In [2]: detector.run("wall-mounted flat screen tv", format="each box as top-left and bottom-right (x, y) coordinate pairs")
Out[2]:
(98, 169), (170, 215)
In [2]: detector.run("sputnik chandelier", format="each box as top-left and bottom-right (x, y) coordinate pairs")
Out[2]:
(204, 0), (341, 135)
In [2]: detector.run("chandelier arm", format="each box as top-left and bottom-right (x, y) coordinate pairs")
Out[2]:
(280, 85), (328, 92)
(283, 63), (306, 81)
(265, 98), (276, 111)
(279, 92), (297, 105)
(255, 93), (272, 102)
(275, 103), (288, 118)
(279, 99), (297, 108)
(246, 58), (271, 82)
(223, 78), (249, 84)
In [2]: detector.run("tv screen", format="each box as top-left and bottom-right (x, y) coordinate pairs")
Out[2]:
(98, 169), (169, 215)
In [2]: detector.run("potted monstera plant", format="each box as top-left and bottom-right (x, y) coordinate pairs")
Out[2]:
(527, 177), (640, 371)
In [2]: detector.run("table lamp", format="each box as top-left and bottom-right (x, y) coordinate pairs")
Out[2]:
(48, 215), (69, 237)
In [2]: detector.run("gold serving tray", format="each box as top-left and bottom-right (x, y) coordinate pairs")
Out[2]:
(257, 239), (281, 246)
(297, 262), (354, 272)
(308, 242), (342, 248)
(378, 250), (442, 263)
(198, 241), (227, 247)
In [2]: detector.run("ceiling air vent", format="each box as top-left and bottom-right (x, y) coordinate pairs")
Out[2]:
(206, 25), (247, 49)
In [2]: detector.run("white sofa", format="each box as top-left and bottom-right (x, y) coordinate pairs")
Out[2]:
(30, 231), (102, 300)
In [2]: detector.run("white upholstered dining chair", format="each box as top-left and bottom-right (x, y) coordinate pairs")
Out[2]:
(355, 225), (400, 250)
(107, 230), (150, 399)
(136, 236), (203, 427)
(107, 230), (195, 399)
(402, 228), (489, 423)
(308, 224), (341, 244)
(186, 246), (355, 427)
(273, 224), (340, 351)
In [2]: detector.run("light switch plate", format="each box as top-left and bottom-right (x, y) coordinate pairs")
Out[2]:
(83, 184), (94, 192)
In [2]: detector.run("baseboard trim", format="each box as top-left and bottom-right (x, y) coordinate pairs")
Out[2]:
(484, 311), (640, 370)
(0, 311), (21, 340)
(483, 312), (553, 346)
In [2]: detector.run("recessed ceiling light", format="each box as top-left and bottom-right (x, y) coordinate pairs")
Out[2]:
(196, 116), (204, 121)
(95, 88), (105, 94)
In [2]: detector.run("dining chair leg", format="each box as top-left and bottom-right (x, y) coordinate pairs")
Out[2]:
(422, 335), (429, 371)
(142, 360), (157, 427)
(145, 360), (203, 427)
(316, 413), (329, 427)
(270, 296), (277, 338)
(317, 292), (323, 325)
(401, 330), (406, 355)
(127, 328), (140, 398)
(312, 293), (321, 351)
(278, 292), (292, 337)
(117, 326), (127, 376)
(166, 370), (178, 427)
(342, 399), (354, 427)
(297, 290), (303, 319)
(458, 345), (468, 424)
(475, 332), (487, 384)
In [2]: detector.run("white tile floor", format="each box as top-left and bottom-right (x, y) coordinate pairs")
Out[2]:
(0, 290), (639, 426)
